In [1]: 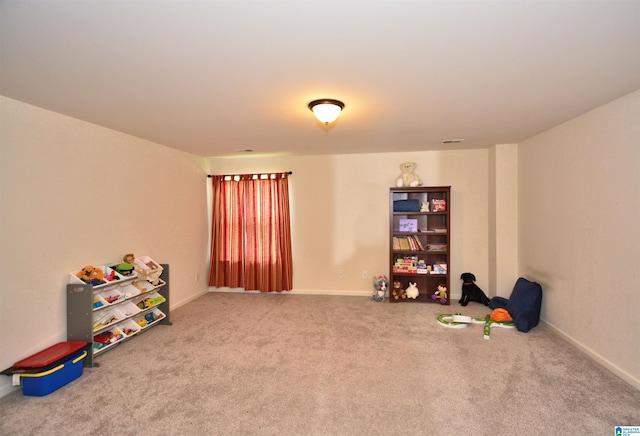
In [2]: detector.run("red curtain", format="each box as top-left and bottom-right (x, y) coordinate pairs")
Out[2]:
(208, 173), (293, 292)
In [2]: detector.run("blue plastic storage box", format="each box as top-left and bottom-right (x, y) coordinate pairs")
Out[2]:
(12, 341), (88, 396)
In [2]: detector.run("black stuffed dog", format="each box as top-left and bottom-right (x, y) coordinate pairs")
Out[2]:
(459, 272), (490, 306)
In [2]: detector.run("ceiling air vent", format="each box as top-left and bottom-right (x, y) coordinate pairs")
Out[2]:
(442, 139), (465, 144)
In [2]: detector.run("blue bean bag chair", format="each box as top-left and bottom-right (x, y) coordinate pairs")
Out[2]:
(489, 277), (543, 332)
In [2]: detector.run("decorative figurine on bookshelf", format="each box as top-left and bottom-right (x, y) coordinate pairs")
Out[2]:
(420, 201), (430, 212)
(432, 284), (448, 304)
(371, 275), (389, 302)
(395, 162), (423, 187)
(405, 282), (419, 299)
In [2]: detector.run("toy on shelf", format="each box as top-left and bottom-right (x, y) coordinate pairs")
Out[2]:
(115, 253), (136, 276)
(103, 270), (119, 282)
(432, 283), (447, 304)
(405, 282), (419, 299)
(371, 275), (388, 302)
(131, 280), (149, 293)
(136, 296), (165, 310)
(391, 281), (406, 300)
(76, 265), (105, 286)
(92, 298), (105, 309)
(122, 327), (137, 336)
(136, 311), (163, 328)
(136, 318), (147, 328)
(134, 255), (163, 285)
(93, 329), (124, 349)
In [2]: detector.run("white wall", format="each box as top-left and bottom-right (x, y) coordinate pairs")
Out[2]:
(519, 90), (640, 388)
(488, 144), (519, 296)
(208, 149), (493, 297)
(0, 97), (210, 397)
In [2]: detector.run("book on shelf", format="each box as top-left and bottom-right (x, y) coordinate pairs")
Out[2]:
(420, 228), (447, 233)
(393, 236), (426, 251)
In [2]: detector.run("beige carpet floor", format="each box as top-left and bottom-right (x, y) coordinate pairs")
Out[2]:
(1, 292), (638, 435)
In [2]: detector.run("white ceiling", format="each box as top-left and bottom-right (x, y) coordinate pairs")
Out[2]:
(2, 1), (639, 158)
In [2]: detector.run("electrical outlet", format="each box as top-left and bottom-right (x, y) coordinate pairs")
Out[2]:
(362, 270), (368, 279)
(338, 271), (344, 279)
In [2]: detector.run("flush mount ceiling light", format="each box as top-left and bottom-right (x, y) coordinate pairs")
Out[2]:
(308, 99), (345, 124)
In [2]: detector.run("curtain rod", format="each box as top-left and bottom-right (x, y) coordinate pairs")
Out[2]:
(207, 171), (292, 178)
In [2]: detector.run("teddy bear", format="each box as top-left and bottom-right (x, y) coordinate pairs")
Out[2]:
(391, 281), (407, 300)
(395, 162), (423, 187)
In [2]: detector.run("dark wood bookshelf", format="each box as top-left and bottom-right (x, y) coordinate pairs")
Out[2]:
(389, 187), (451, 304)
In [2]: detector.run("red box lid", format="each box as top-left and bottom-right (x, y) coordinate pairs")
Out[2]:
(13, 341), (88, 369)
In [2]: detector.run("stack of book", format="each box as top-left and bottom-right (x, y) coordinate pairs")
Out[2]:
(393, 236), (426, 251)
(393, 256), (417, 273)
(393, 256), (432, 274)
(426, 244), (447, 252)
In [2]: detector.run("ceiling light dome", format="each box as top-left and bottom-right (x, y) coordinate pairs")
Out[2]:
(308, 99), (345, 124)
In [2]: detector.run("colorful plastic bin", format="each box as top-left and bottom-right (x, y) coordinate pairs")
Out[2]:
(12, 341), (88, 396)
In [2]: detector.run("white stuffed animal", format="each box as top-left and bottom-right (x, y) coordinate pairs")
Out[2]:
(405, 282), (419, 299)
(395, 162), (423, 187)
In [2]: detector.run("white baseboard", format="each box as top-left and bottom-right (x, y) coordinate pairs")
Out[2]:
(209, 287), (462, 302)
(0, 384), (19, 398)
(209, 287), (370, 297)
(172, 288), (210, 310)
(210, 287), (462, 299)
(542, 318), (639, 391)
